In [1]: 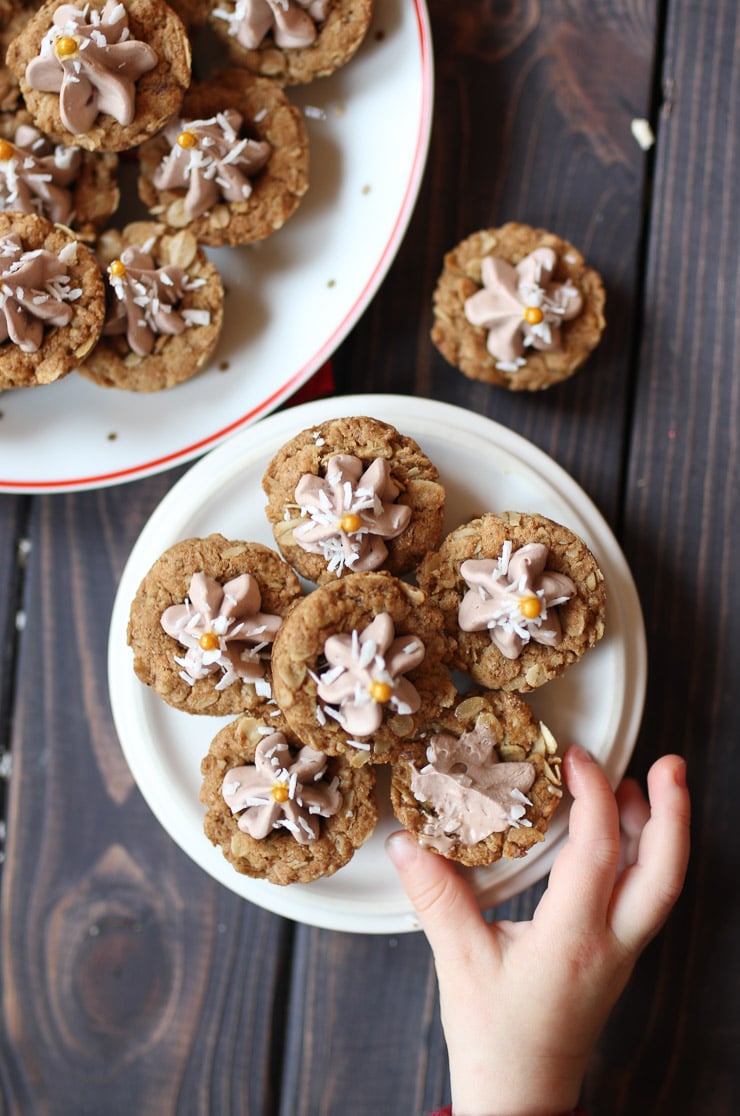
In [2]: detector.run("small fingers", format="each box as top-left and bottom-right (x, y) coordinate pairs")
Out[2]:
(616, 777), (651, 872)
(536, 745), (622, 934)
(609, 755), (690, 951)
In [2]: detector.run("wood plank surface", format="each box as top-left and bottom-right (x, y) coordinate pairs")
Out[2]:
(1, 0), (738, 1114)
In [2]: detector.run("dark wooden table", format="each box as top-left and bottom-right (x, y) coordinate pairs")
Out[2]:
(1, 1), (738, 1112)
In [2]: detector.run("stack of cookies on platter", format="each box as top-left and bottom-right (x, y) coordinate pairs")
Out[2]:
(0, 0), (374, 393)
(127, 415), (607, 885)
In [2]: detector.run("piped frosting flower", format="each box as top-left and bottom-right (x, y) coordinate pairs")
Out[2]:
(25, 1), (158, 135)
(316, 613), (425, 738)
(458, 542), (576, 659)
(212, 0), (332, 51)
(0, 233), (80, 352)
(0, 126), (82, 226)
(409, 727), (537, 846)
(152, 110), (271, 221)
(222, 732), (342, 845)
(160, 571), (283, 692)
(464, 247), (583, 371)
(103, 242), (209, 357)
(293, 455), (412, 575)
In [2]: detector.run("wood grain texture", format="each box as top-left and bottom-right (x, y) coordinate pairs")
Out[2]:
(1, 0), (738, 1113)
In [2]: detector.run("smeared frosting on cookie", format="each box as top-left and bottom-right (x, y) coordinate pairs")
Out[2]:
(212, 0), (331, 50)
(458, 541), (576, 659)
(103, 241), (210, 357)
(0, 233), (80, 351)
(464, 247), (583, 372)
(293, 455), (412, 575)
(152, 110), (271, 220)
(221, 731), (342, 845)
(316, 612), (425, 739)
(408, 727), (537, 849)
(160, 571), (282, 692)
(25, 1), (158, 135)
(0, 126), (82, 226)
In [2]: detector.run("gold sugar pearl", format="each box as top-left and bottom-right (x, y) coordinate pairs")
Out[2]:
(177, 131), (198, 149)
(0, 139), (15, 161)
(523, 305), (544, 325)
(55, 35), (79, 60)
(519, 595), (542, 619)
(108, 259), (127, 278)
(368, 679), (392, 704)
(198, 631), (220, 651)
(339, 512), (362, 534)
(271, 784), (289, 803)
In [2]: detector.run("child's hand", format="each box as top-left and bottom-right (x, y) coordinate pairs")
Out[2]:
(386, 745), (690, 1116)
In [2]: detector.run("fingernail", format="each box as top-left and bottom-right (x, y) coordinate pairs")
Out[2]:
(568, 743), (594, 763)
(673, 758), (687, 787)
(385, 831), (417, 868)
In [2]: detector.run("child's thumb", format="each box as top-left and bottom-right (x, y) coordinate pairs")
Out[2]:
(385, 830), (486, 960)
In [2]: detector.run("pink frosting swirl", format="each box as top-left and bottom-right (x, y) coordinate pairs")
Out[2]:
(0, 125), (82, 226)
(221, 732), (342, 845)
(103, 242), (210, 357)
(160, 571), (283, 693)
(458, 541), (576, 659)
(464, 247), (583, 370)
(212, 0), (332, 50)
(293, 455), (412, 575)
(409, 727), (537, 848)
(25, 1), (158, 135)
(316, 613), (425, 739)
(0, 233), (80, 352)
(152, 110), (271, 220)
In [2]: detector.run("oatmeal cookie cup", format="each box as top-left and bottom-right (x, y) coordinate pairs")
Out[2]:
(416, 511), (606, 692)
(0, 210), (104, 390)
(128, 534), (303, 716)
(201, 708), (378, 884)
(271, 570), (457, 767)
(0, 113), (119, 239)
(137, 68), (308, 247)
(431, 222), (606, 391)
(7, 0), (191, 152)
(262, 415), (446, 585)
(391, 690), (563, 865)
(207, 0), (374, 87)
(78, 221), (224, 392)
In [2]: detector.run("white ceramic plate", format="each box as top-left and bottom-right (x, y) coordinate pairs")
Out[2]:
(109, 394), (647, 934)
(0, 0), (433, 493)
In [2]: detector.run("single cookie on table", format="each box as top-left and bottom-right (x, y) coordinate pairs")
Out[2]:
(0, 210), (104, 390)
(137, 68), (307, 247)
(201, 707), (378, 885)
(390, 690), (563, 865)
(0, 115), (119, 239)
(271, 570), (457, 767)
(128, 534), (304, 716)
(416, 511), (606, 692)
(78, 222), (224, 392)
(207, 0), (374, 87)
(6, 0), (191, 152)
(431, 222), (606, 391)
(262, 416), (446, 585)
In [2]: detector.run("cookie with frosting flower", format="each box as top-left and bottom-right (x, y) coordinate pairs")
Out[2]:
(201, 707), (377, 884)
(391, 690), (563, 865)
(137, 68), (308, 247)
(0, 210), (104, 390)
(6, 0), (191, 152)
(431, 222), (606, 391)
(78, 221), (224, 392)
(416, 511), (606, 692)
(128, 534), (303, 716)
(0, 115), (119, 239)
(262, 415), (445, 585)
(207, 0), (374, 87)
(270, 570), (457, 766)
